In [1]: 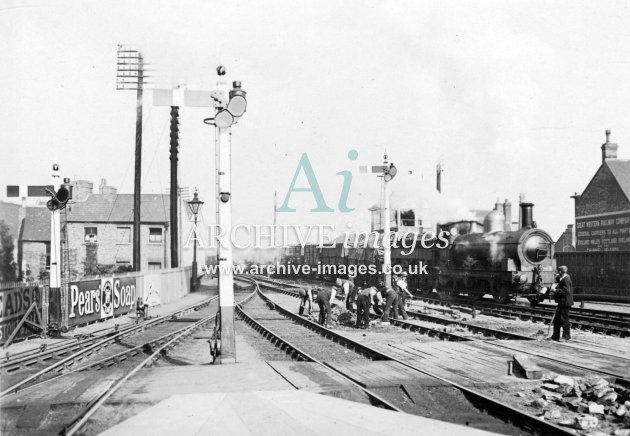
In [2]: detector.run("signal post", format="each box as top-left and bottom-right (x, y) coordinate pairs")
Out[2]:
(46, 164), (70, 332)
(153, 68), (247, 363)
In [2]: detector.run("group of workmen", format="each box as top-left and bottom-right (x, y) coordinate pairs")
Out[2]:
(297, 272), (414, 329)
(297, 265), (575, 337)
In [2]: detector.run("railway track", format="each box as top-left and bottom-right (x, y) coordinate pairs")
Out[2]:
(62, 306), (224, 435)
(240, 279), (575, 435)
(245, 277), (534, 341)
(1, 289), (255, 436)
(0, 295), (218, 398)
(235, 282), (401, 412)
(412, 295), (630, 337)
(252, 276), (630, 382)
(249, 276), (630, 336)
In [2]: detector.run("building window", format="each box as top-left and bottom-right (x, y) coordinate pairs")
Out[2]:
(84, 227), (98, 243)
(117, 226), (131, 244)
(45, 243), (51, 271)
(148, 262), (161, 270)
(149, 228), (163, 243)
(400, 210), (416, 227)
(6, 185), (19, 197)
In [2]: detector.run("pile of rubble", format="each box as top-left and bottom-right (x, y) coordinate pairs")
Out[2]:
(526, 374), (630, 433)
(329, 305), (353, 326)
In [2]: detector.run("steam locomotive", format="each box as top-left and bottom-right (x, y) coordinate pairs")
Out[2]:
(421, 202), (556, 305)
(279, 202), (557, 305)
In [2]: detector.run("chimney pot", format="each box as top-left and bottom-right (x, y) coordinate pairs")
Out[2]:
(520, 202), (534, 229)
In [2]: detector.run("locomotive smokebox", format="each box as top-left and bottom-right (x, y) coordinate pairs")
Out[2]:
(520, 202), (534, 229)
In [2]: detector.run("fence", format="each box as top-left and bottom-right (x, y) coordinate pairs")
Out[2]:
(0, 283), (44, 346)
(555, 251), (630, 302)
(59, 266), (193, 330)
(0, 266), (194, 344)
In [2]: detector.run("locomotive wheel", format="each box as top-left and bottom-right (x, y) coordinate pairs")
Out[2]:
(418, 287), (432, 296)
(492, 287), (510, 304)
(470, 292), (485, 301)
(527, 296), (540, 307)
(438, 280), (455, 302)
(471, 281), (489, 301)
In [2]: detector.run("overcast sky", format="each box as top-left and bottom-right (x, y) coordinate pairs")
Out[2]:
(2, 0), (629, 243)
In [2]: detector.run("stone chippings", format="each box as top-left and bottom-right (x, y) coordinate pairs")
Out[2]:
(524, 374), (630, 432)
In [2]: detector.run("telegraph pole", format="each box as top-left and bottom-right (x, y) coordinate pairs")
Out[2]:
(169, 106), (180, 267)
(116, 45), (146, 272)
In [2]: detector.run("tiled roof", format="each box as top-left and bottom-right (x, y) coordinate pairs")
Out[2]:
(66, 194), (169, 223)
(0, 201), (21, 238)
(21, 207), (50, 242)
(606, 159), (630, 202)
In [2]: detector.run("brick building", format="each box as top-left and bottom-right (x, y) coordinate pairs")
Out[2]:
(573, 130), (630, 252)
(1, 179), (181, 280)
(19, 207), (51, 280)
(65, 180), (170, 276)
(555, 224), (576, 252)
(0, 201), (22, 280)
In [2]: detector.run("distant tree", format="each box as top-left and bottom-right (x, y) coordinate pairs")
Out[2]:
(83, 262), (119, 277)
(0, 220), (16, 281)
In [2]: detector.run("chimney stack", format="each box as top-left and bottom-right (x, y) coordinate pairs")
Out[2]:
(601, 129), (618, 164)
(503, 199), (512, 231)
(520, 202), (534, 229)
(436, 161), (444, 194)
(73, 180), (94, 201)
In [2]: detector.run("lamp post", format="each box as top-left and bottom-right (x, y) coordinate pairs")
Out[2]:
(203, 66), (247, 364)
(187, 188), (203, 292)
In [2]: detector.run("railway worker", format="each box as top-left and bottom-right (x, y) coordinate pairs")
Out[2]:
(371, 281), (385, 316)
(380, 282), (399, 326)
(355, 286), (376, 329)
(298, 287), (313, 316)
(340, 279), (351, 309)
(371, 286), (384, 316)
(316, 286), (337, 328)
(135, 297), (149, 323)
(395, 272), (414, 320)
(345, 276), (357, 312)
(550, 265), (574, 341)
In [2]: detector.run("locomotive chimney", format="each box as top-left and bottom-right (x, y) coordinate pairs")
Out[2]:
(520, 202), (534, 229)
(518, 192), (526, 227)
(601, 129), (618, 164)
(503, 199), (512, 231)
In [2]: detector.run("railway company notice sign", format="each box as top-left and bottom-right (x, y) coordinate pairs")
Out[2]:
(0, 284), (42, 345)
(68, 276), (137, 327)
(575, 211), (630, 251)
